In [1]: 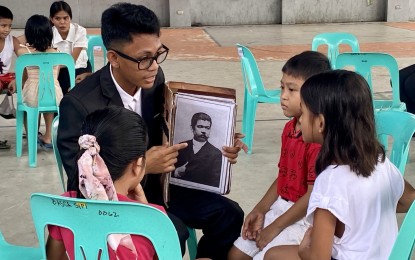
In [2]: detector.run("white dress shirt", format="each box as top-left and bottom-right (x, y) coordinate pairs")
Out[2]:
(110, 65), (142, 115)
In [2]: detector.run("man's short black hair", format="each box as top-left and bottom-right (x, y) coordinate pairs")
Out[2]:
(101, 3), (160, 50)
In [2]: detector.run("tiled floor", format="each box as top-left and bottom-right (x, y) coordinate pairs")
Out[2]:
(2, 22), (415, 258)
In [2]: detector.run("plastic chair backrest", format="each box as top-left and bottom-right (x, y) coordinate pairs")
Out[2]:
(336, 52), (403, 110)
(311, 32), (360, 68)
(236, 43), (267, 97)
(30, 193), (182, 260)
(87, 35), (107, 72)
(15, 52), (75, 109)
(375, 110), (415, 175)
(51, 115), (65, 191)
(389, 200), (415, 259)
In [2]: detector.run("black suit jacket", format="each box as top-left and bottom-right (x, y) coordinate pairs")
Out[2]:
(175, 140), (223, 187)
(57, 64), (166, 202)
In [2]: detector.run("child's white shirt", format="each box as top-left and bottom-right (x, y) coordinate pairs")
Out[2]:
(306, 157), (404, 260)
(52, 23), (88, 69)
(0, 34), (14, 74)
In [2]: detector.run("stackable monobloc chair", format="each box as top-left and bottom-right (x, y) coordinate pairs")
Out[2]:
(236, 43), (281, 154)
(87, 35), (107, 72)
(51, 115), (65, 191)
(15, 52), (75, 167)
(51, 116), (198, 259)
(375, 110), (415, 175)
(30, 192), (182, 260)
(336, 52), (406, 112)
(311, 32), (360, 69)
(0, 231), (41, 260)
(389, 200), (415, 260)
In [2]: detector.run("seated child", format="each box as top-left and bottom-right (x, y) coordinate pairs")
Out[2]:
(228, 51), (331, 260)
(11, 15), (62, 149)
(46, 106), (166, 260)
(49, 1), (92, 91)
(297, 70), (407, 260)
(0, 5), (19, 149)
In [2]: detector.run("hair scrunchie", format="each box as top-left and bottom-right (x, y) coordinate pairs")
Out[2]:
(77, 134), (138, 257)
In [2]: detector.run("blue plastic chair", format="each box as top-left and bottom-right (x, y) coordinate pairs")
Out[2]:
(87, 35), (107, 72)
(389, 200), (415, 259)
(15, 52), (75, 167)
(336, 52), (406, 112)
(375, 110), (415, 175)
(30, 192), (182, 260)
(236, 44), (281, 154)
(311, 32), (360, 69)
(51, 115), (66, 191)
(0, 231), (42, 260)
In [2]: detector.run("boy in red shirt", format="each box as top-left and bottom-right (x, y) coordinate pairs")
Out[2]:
(229, 51), (331, 260)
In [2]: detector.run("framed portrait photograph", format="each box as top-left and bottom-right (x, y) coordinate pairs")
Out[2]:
(169, 93), (236, 194)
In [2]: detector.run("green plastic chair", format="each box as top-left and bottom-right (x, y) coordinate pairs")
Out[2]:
(30, 192), (182, 260)
(236, 44), (281, 154)
(87, 35), (107, 72)
(51, 115), (66, 192)
(51, 117), (198, 258)
(375, 110), (415, 175)
(389, 200), (415, 259)
(311, 32), (360, 69)
(15, 52), (75, 167)
(336, 52), (406, 112)
(0, 231), (42, 260)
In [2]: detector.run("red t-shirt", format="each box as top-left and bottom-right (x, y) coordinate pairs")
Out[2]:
(48, 191), (166, 260)
(277, 118), (321, 202)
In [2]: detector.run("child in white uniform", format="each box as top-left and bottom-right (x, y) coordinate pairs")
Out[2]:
(49, 1), (92, 93)
(294, 70), (407, 260)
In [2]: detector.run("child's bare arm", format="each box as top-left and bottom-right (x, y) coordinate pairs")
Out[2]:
(397, 179), (415, 213)
(71, 47), (83, 63)
(255, 184), (313, 250)
(298, 209), (335, 260)
(253, 178), (279, 213)
(12, 36), (20, 56)
(46, 235), (69, 260)
(241, 179), (279, 240)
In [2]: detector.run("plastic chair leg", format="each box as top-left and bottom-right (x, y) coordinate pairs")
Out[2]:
(243, 99), (257, 154)
(187, 226), (197, 260)
(26, 110), (39, 167)
(15, 110), (24, 157)
(242, 89), (249, 135)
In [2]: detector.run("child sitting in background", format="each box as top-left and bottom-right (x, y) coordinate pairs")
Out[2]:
(9, 15), (61, 150)
(0, 5), (19, 149)
(297, 70), (409, 260)
(228, 51), (331, 260)
(0, 5), (19, 76)
(46, 106), (165, 260)
(49, 1), (92, 92)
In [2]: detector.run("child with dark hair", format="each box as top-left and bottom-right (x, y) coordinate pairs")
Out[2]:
(0, 5), (19, 149)
(46, 106), (165, 260)
(50, 1), (92, 93)
(229, 51), (331, 260)
(9, 15), (61, 149)
(296, 70), (409, 260)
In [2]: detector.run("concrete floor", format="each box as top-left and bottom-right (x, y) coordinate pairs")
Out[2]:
(2, 22), (415, 258)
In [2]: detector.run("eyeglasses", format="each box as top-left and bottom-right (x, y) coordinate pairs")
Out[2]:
(109, 44), (169, 70)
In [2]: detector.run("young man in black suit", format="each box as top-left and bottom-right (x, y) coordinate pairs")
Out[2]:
(57, 3), (246, 259)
